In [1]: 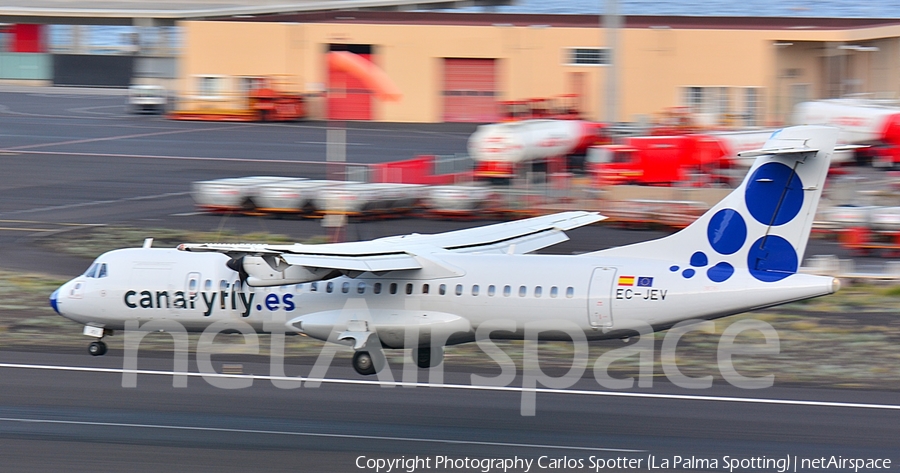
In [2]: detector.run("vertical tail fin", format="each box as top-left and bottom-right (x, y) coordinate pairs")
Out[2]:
(595, 125), (838, 283)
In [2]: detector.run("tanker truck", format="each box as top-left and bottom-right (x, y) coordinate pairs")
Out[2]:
(467, 119), (608, 180)
(793, 99), (900, 168)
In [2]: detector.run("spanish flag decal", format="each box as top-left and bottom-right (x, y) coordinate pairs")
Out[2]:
(617, 276), (635, 286)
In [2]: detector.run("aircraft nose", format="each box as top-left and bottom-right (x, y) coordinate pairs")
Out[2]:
(49, 288), (61, 315)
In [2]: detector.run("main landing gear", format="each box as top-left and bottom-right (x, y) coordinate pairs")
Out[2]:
(413, 347), (443, 369)
(351, 347), (444, 376)
(83, 325), (112, 356)
(352, 351), (376, 375)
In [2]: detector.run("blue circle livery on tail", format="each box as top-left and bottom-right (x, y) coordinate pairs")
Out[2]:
(595, 125), (838, 284)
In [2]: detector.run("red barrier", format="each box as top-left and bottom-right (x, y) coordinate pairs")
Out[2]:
(371, 155), (470, 185)
(10, 24), (43, 53)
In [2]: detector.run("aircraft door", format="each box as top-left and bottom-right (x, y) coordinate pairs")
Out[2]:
(588, 267), (616, 328)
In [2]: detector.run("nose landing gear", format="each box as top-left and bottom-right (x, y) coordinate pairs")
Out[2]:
(83, 325), (113, 356)
(88, 341), (107, 356)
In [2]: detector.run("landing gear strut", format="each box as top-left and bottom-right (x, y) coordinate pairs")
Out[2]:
(353, 351), (376, 375)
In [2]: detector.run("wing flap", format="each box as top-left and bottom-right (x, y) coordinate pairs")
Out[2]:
(424, 211), (604, 253)
(280, 253), (422, 272)
(450, 228), (570, 255)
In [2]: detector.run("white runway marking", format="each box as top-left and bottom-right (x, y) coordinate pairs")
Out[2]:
(0, 416), (641, 453)
(1, 362), (899, 412)
(65, 105), (126, 116)
(295, 140), (369, 146)
(3, 149), (324, 165)
(169, 211), (205, 217)
(0, 192), (189, 217)
(7, 124), (248, 151)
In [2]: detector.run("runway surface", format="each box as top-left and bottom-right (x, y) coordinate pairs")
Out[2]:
(0, 89), (898, 472)
(0, 350), (897, 472)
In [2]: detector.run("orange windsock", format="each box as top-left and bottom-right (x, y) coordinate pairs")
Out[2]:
(327, 51), (402, 102)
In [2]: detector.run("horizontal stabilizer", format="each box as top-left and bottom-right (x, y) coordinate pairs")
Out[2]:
(737, 146), (819, 158)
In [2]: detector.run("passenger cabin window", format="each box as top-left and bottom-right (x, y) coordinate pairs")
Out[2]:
(342, 282), (350, 294)
(472, 285), (480, 296)
(422, 284), (429, 294)
(439, 284), (446, 295)
(406, 283), (413, 295)
(503, 285), (511, 297)
(310, 282), (318, 292)
(390, 283), (398, 295)
(488, 285), (496, 296)
(220, 280), (229, 291)
(326, 282), (334, 293)
(204, 279), (212, 291)
(357, 282), (366, 294)
(550, 286), (558, 298)
(566, 286), (574, 298)
(534, 286), (542, 298)
(373, 283), (382, 294)
(455, 284), (463, 296)
(186, 273), (200, 297)
(519, 285), (527, 297)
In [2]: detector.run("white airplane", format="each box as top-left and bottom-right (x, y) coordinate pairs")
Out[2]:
(51, 126), (842, 376)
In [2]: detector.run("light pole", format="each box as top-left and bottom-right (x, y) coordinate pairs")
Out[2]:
(603, 0), (621, 124)
(773, 42), (792, 125)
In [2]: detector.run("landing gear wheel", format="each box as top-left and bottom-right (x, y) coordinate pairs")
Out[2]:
(414, 347), (431, 369)
(414, 347), (443, 369)
(353, 351), (376, 376)
(88, 341), (107, 356)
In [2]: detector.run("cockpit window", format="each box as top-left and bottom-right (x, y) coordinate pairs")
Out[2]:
(83, 263), (98, 278)
(98, 263), (108, 278)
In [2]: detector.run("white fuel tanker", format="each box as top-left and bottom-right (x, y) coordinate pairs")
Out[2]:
(793, 99), (900, 167)
(468, 119), (607, 179)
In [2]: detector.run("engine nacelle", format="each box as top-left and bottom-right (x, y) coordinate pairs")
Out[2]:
(242, 255), (338, 287)
(288, 309), (474, 349)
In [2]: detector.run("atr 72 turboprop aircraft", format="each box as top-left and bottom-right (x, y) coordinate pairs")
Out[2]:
(51, 126), (842, 375)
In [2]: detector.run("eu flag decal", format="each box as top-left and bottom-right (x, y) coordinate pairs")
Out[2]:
(637, 277), (654, 287)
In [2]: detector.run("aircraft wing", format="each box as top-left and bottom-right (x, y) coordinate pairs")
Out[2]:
(179, 211), (603, 257)
(178, 211), (603, 284)
(407, 210), (604, 254)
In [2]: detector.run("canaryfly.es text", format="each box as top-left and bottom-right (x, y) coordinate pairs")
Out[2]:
(122, 289), (298, 317)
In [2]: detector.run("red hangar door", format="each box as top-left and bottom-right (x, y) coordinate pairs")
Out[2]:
(442, 58), (498, 123)
(327, 44), (373, 121)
